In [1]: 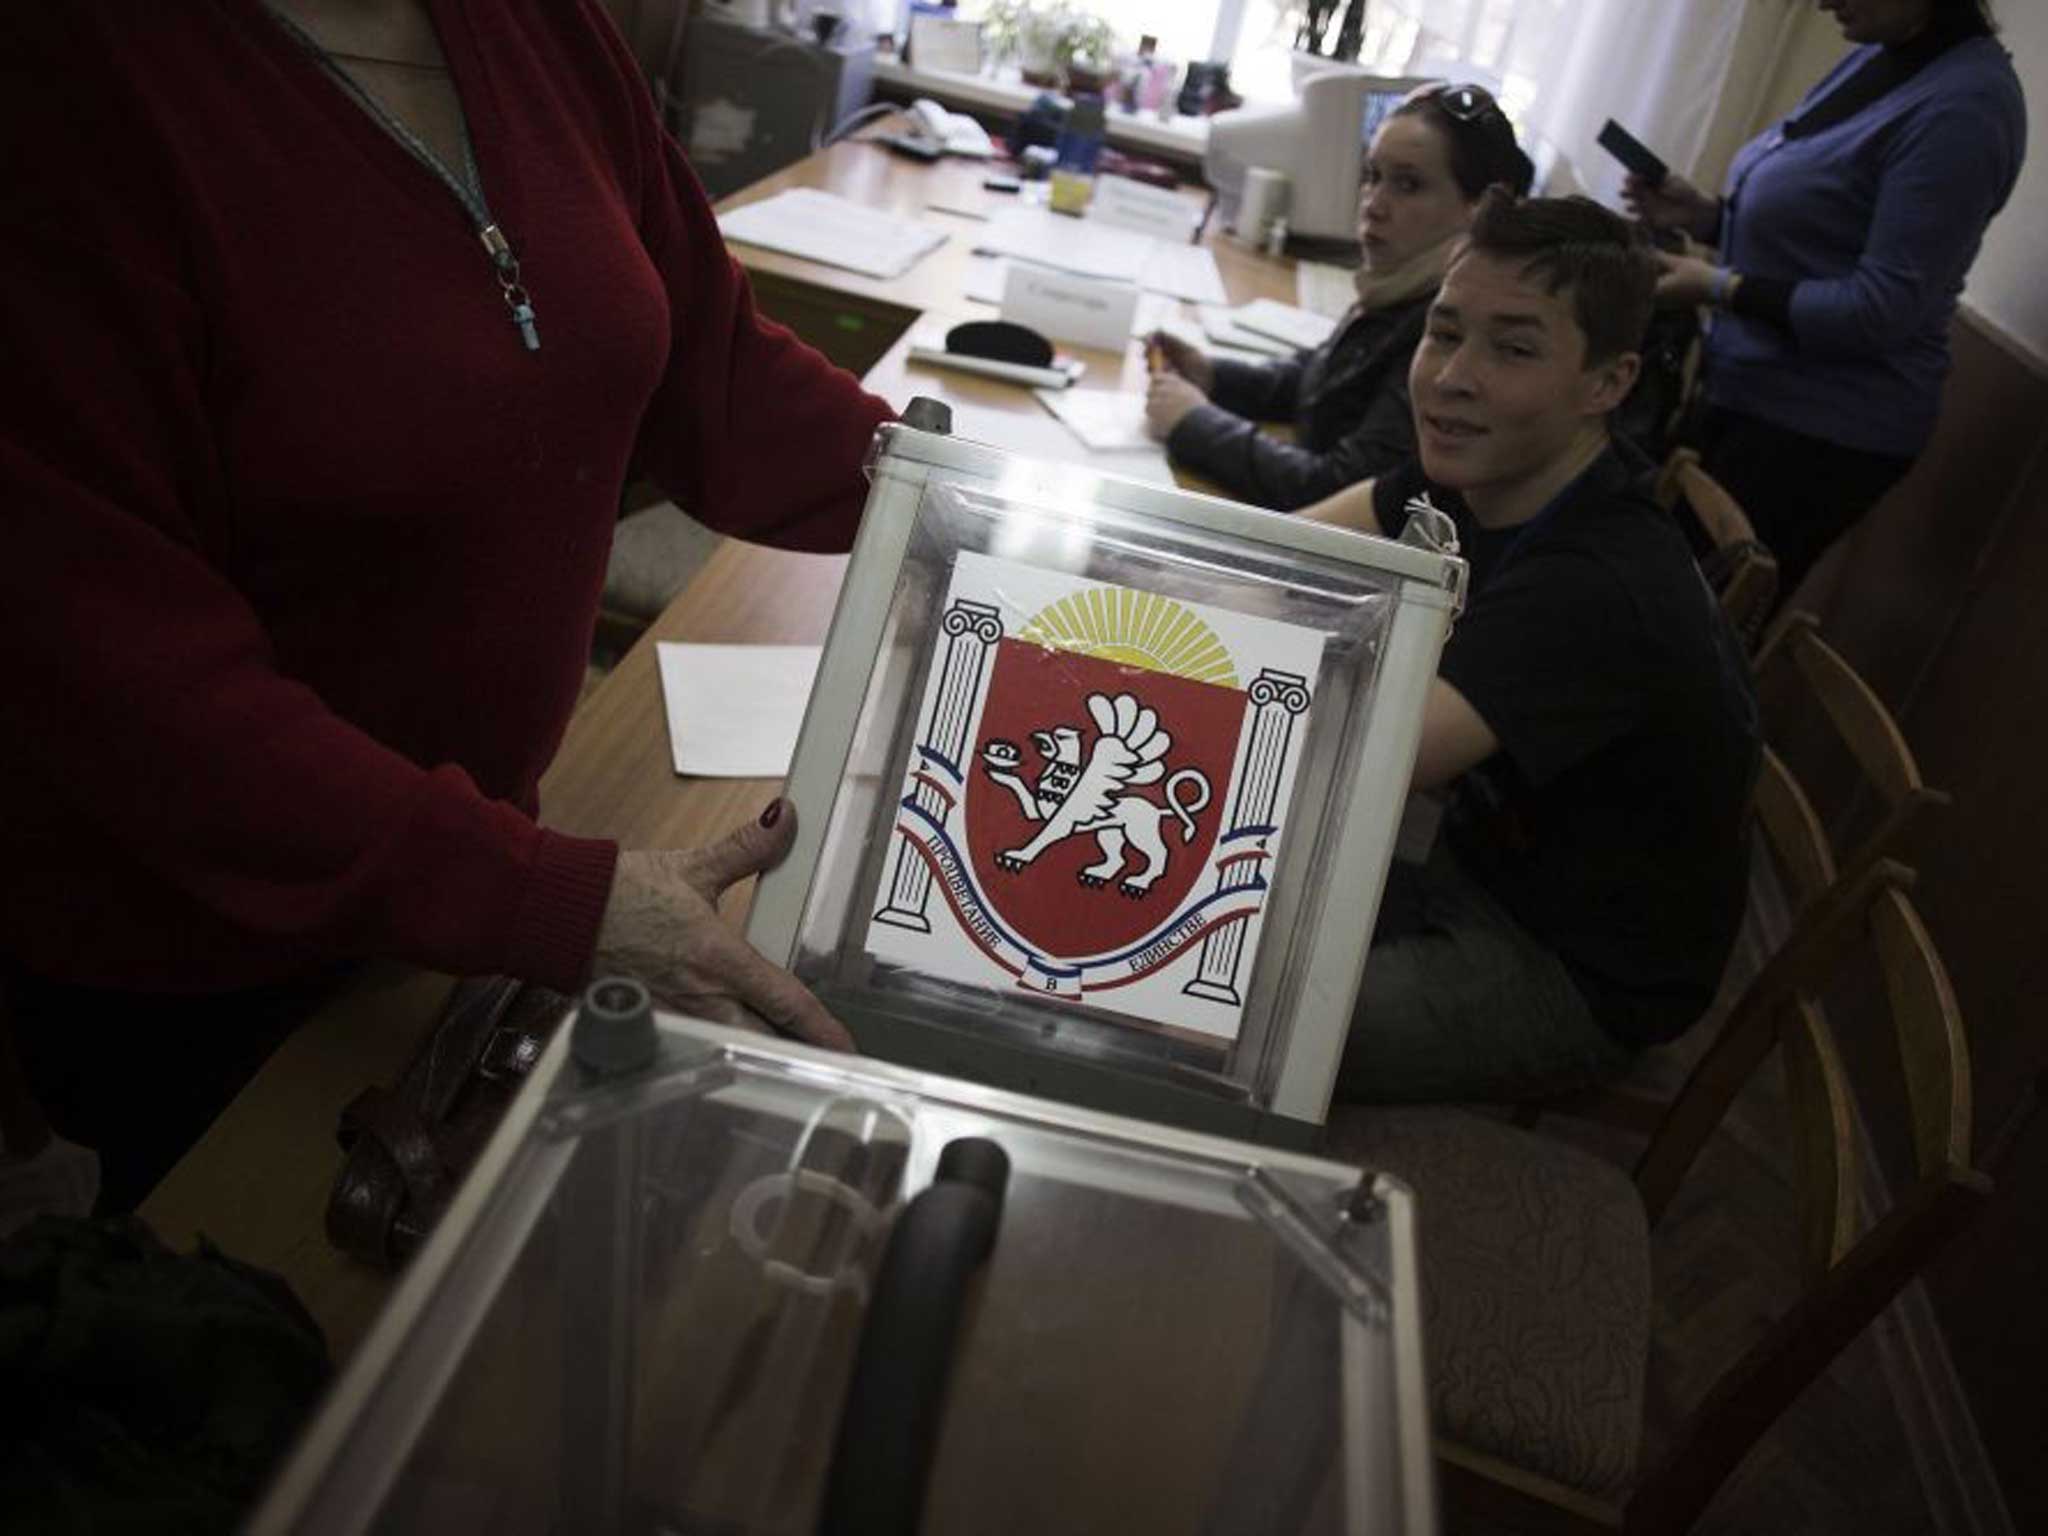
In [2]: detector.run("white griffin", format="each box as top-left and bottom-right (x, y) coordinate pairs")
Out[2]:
(980, 691), (1213, 898)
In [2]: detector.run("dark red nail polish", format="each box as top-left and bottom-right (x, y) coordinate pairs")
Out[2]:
(759, 800), (783, 829)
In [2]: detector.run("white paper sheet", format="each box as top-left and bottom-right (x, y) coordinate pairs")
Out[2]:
(943, 401), (1175, 483)
(1233, 297), (1342, 351)
(717, 189), (948, 280)
(977, 206), (1150, 282)
(1140, 241), (1228, 305)
(656, 643), (821, 778)
(1034, 388), (1156, 453)
(1197, 305), (1296, 357)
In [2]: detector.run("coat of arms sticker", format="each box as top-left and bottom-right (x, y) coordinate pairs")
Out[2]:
(867, 551), (1326, 1042)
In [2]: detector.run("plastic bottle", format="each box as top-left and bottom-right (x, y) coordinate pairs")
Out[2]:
(1049, 93), (1106, 215)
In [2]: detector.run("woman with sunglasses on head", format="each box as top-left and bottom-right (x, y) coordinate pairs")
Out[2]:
(1628, 0), (2024, 601)
(1144, 84), (1535, 511)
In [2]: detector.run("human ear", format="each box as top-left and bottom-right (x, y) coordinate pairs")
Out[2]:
(1584, 351), (1642, 416)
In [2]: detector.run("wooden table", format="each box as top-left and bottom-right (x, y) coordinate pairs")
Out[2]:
(138, 138), (1305, 1365)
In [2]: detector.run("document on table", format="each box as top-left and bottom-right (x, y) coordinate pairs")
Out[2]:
(1198, 304), (1296, 358)
(1234, 297), (1342, 351)
(944, 400), (1173, 483)
(717, 188), (947, 279)
(656, 643), (821, 778)
(1140, 241), (1228, 305)
(974, 207), (1226, 304)
(1034, 387), (1155, 453)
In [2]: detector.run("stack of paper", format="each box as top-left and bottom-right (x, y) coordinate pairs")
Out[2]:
(1197, 305), (1297, 359)
(1233, 298), (1342, 351)
(717, 188), (947, 280)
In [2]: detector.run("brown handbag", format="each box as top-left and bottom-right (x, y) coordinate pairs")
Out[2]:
(324, 975), (570, 1270)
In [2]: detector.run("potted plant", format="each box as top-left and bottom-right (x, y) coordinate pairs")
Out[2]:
(980, 2), (1120, 93)
(1058, 11), (1118, 95)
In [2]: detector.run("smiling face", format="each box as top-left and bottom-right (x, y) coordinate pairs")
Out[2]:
(1409, 249), (1639, 510)
(1356, 113), (1478, 273)
(1816, 0), (1935, 44)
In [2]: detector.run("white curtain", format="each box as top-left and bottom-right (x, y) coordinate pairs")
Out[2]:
(1520, 0), (1809, 200)
(1354, 0), (1812, 199)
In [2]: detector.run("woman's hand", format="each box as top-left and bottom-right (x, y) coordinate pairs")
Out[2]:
(1621, 172), (1720, 242)
(1144, 372), (1208, 441)
(1653, 251), (1723, 309)
(1144, 329), (1214, 391)
(592, 799), (854, 1051)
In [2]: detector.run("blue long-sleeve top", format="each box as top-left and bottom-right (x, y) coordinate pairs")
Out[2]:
(1704, 34), (2024, 455)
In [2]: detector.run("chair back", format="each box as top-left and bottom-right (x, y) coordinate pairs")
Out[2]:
(1623, 877), (1987, 1533)
(1753, 611), (1949, 900)
(1751, 744), (1835, 918)
(1658, 448), (1780, 651)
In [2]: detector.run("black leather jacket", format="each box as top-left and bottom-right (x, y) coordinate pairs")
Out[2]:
(1165, 291), (1431, 510)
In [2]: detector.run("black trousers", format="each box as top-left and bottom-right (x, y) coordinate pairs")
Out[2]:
(1681, 403), (1916, 602)
(5, 967), (346, 1215)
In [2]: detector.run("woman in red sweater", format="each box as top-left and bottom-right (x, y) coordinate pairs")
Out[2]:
(0, 0), (890, 1207)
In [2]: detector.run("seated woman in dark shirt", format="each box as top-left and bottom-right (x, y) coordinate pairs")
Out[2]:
(1143, 83), (1533, 510)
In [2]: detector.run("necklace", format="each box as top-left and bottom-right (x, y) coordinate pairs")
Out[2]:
(264, 5), (541, 352)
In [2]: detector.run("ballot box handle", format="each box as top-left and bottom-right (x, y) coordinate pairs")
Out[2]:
(817, 1136), (1009, 1535)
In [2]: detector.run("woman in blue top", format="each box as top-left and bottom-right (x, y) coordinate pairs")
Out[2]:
(1626, 0), (2025, 598)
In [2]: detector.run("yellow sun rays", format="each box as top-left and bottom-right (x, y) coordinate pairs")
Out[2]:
(1018, 587), (1239, 687)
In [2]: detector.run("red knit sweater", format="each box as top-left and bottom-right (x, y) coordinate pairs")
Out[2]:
(0, 1), (893, 994)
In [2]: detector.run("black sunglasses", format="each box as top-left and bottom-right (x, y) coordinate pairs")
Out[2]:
(1406, 82), (1505, 126)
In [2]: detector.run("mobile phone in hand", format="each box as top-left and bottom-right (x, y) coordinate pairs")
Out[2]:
(1597, 119), (1669, 186)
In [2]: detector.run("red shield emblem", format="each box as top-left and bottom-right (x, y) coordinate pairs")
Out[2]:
(965, 637), (1246, 961)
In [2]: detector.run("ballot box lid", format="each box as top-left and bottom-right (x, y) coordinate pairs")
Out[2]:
(253, 1009), (1437, 1536)
(748, 420), (1465, 1140)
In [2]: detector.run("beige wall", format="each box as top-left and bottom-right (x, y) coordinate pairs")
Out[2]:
(1961, 4), (2047, 356)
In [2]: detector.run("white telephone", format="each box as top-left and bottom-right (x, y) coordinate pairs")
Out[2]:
(905, 97), (996, 159)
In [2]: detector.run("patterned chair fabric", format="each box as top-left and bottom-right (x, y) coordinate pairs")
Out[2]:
(1323, 1106), (1651, 1495)
(603, 501), (720, 622)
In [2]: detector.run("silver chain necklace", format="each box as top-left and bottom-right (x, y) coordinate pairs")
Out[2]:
(265, 4), (540, 351)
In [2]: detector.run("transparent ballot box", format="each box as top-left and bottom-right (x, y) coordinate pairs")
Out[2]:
(252, 1007), (1437, 1536)
(747, 415), (1465, 1143)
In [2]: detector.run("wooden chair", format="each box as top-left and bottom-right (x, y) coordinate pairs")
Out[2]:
(1324, 861), (1989, 1533)
(1525, 743), (1833, 1138)
(1752, 610), (1949, 904)
(1655, 447), (1779, 651)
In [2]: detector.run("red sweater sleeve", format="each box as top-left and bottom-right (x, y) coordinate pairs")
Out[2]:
(0, 12), (615, 993)
(592, 4), (897, 551)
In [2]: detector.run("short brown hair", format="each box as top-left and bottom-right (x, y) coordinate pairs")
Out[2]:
(1455, 189), (1656, 366)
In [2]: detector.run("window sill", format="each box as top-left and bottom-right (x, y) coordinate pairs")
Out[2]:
(872, 59), (1212, 164)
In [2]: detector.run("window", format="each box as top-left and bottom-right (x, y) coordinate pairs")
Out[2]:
(941, 1), (1576, 121)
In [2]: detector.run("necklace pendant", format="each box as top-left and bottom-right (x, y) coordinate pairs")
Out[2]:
(511, 301), (540, 352)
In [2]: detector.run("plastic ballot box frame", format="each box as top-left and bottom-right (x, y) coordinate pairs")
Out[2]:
(250, 1009), (1439, 1536)
(746, 416), (1465, 1146)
